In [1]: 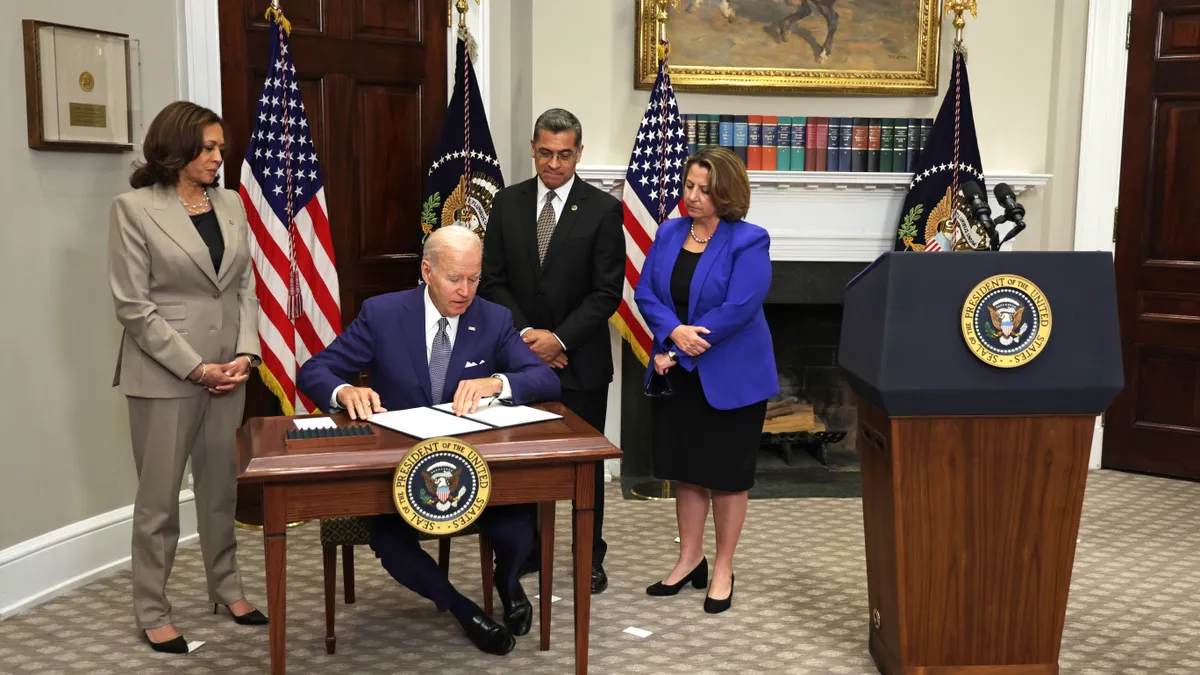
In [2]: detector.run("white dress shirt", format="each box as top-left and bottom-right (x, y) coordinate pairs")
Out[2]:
(329, 286), (512, 409)
(535, 173), (575, 225)
(521, 174), (574, 350)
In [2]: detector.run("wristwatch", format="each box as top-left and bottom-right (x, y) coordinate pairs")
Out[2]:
(667, 349), (678, 362)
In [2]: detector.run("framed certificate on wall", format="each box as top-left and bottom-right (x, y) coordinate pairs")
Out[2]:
(22, 20), (134, 152)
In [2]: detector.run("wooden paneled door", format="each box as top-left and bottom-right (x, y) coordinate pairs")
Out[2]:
(218, 0), (447, 418)
(1104, 0), (1200, 479)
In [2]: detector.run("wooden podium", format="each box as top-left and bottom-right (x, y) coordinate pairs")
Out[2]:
(838, 252), (1124, 675)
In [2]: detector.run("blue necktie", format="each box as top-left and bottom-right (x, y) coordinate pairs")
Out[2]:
(429, 317), (451, 404)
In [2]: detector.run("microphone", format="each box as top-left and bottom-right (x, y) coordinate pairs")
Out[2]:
(960, 180), (999, 250)
(992, 182), (1028, 247)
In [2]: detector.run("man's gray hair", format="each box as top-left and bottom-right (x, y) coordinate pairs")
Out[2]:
(423, 225), (482, 267)
(533, 108), (582, 147)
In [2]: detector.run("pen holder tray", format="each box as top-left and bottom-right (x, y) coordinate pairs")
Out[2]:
(284, 423), (378, 449)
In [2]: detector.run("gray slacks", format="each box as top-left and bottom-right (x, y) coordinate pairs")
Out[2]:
(127, 386), (246, 629)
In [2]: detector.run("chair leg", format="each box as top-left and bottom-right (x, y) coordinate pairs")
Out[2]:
(480, 533), (494, 618)
(322, 544), (337, 654)
(439, 537), (451, 577)
(342, 545), (356, 604)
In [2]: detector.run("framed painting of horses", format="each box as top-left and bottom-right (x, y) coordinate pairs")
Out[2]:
(636, 0), (943, 95)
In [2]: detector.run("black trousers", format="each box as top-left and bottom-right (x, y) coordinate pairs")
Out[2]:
(531, 386), (608, 565)
(366, 505), (533, 623)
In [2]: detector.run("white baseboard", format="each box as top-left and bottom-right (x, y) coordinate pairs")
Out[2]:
(0, 489), (198, 619)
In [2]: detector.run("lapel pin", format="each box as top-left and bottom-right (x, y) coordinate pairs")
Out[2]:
(571, 204), (578, 212)
(468, 326), (476, 331)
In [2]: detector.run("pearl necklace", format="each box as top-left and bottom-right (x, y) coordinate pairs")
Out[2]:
(178, 189), (211, 214)
(690, 221), (713, 244)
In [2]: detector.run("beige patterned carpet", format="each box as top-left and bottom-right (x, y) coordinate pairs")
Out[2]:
(1, 470), (1198, 674)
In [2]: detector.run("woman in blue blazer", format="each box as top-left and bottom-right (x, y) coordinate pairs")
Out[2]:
(634, 146), (778, 614)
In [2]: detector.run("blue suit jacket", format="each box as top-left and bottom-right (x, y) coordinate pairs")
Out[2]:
(634, 217), (779, 410)
(297, 288), (561, 411)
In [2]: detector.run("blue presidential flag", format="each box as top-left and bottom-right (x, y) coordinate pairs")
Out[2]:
(419, 26), (504, 251)
(894, 48), (989, 252)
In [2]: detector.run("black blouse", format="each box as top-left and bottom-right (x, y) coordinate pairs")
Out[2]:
(190, 209), (224, 273)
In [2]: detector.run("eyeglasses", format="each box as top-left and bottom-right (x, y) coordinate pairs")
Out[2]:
(535, 149), (578, 162)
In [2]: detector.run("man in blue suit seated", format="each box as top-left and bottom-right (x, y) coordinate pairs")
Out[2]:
(296, 225), (560, 656)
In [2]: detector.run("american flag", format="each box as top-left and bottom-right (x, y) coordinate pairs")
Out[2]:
(238, 8), (341, 415)
(611, 42), (689, 366)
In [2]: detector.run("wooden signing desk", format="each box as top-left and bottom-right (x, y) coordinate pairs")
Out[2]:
(235, 403), (621, 675)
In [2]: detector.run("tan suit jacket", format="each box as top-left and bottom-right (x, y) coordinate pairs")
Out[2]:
(108, 183), (260, 398)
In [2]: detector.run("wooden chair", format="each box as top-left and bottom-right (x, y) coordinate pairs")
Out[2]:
(319, 516), (494, 654)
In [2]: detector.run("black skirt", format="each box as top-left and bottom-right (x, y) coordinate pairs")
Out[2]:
(651, 364), (767, 492)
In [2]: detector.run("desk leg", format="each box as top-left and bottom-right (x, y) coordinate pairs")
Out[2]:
(538, 500), (555, 651)
(263, 485), (288, 675)
(572, 464), (595, 675)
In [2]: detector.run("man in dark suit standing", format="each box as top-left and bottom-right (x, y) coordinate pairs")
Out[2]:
(480, 108), (625, 593)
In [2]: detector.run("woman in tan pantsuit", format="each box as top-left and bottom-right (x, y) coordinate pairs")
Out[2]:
(108, 101), (268, 653)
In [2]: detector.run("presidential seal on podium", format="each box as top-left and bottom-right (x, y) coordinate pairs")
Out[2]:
(393, 436), (491, 534)
(961, 274), (1052, 368)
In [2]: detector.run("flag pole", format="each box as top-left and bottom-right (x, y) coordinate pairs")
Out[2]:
(454, 0), (475, 231)
(631, 0), (684, 504)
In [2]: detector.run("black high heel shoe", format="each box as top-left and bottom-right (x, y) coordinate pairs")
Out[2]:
(214, 603), (269, 625)
(143, 631), (189, 654)
(703, 574), (734, 614)
(646, 557), (708, 596)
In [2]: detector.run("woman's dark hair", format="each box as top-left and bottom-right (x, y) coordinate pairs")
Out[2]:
(130, 101), (225, 189)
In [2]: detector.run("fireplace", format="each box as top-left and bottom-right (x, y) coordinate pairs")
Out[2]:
(758, 262), (865, 481)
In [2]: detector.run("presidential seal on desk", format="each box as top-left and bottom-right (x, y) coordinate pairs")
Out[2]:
(961, 274), (1052, 368)
(393, 436), (492, 534)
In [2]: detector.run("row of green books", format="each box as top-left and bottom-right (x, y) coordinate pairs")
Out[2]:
(682, 115), (935, 173)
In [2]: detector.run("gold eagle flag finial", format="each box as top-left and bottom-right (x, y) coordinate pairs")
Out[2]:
(944, 0), (978, 44)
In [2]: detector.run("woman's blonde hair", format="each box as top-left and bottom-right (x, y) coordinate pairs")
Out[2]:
(683, 146), (750, 222)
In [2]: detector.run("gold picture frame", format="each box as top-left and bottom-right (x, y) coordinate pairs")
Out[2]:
(22, 19), (134, 152)
(635, 0), (944, 96)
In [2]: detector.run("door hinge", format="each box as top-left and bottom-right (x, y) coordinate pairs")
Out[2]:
(1112, 206), (1119, 243)
(1126, 12), (1131, 50)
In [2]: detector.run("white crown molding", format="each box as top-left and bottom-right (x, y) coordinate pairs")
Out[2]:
(0, 491), (198, 619)
(577, 165), (1051, 262)
(578, 165), (1050, 194)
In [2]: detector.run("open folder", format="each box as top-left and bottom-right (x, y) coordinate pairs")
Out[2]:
(367, 400), (562, 440)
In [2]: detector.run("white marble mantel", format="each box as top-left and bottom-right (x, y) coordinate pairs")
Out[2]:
(577, 165), (1051, 261)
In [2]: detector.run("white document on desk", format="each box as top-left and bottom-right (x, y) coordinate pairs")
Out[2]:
(431, 400), (562, 428)
(368, 407), (491, 439)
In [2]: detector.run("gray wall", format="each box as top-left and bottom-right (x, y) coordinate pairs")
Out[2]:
(0, 0), (182, 548)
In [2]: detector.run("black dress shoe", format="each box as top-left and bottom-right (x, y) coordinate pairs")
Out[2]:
(143, 632), (189, 654)
(498, 581), (532, 636)
(459, 614), (515, 655)
(591, 563), (608, 594)
(214, 603), (269, 625)
(646, 557), (708, 596)
(703, 574), (734, 614)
